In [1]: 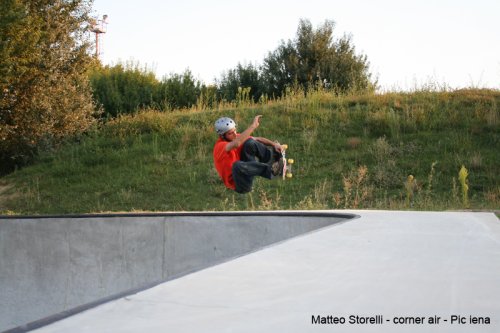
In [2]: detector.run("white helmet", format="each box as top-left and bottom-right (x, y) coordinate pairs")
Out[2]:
(214, 117), (236, 136)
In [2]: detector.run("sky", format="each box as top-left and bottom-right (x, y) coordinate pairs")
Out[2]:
(91, 0), (500, 91)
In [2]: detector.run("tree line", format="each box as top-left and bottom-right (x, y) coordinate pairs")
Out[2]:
(218, 19), (374, 102)
(90, 19), (375, 115)
(1, 0), (374, 173)
(89, 63), (204, 117)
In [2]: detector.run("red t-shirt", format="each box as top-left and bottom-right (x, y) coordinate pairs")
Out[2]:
(213, 136), (249, 190)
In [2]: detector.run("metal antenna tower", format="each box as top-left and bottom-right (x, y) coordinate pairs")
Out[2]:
(90, 14), (108, 58)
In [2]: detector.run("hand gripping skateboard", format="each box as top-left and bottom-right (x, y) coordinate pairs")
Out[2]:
(280, 144), (294, 179)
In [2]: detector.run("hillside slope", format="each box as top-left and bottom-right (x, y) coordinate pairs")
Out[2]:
(1, 89), (499, 214)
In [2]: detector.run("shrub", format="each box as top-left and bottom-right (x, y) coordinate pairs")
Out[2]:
(458, 165), (469, 208)
(90, 64), (203, 117)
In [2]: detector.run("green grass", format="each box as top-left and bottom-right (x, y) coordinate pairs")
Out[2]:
(0, 88), (499, 214)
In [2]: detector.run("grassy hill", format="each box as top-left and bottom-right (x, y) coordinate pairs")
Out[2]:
(0, 88), (499, 214)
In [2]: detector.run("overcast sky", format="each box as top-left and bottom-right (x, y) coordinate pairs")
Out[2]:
(91, 0), (500, 91)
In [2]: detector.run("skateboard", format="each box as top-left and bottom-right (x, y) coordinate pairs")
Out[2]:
(280, 144), (294, 179)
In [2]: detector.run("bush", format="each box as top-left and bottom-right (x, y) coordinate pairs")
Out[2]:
(90, 62), (161, 117)
(158, 70), (202, 110)
(90, 64), (203, 117)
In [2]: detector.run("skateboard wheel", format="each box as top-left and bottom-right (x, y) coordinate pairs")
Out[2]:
(286, 173), (293, 178)
(282, 144), (288, 150)
(288, 159), (294, 164)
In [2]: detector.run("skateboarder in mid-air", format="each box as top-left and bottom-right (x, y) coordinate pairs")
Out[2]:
(213, 115), (284, 194)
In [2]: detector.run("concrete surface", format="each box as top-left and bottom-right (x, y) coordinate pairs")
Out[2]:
(26, 211), (500, 333)
(0, 212), (353, 332)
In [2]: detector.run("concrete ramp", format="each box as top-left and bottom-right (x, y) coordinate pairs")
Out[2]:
(12, 210), (500, 333)
(0, 211), (354, 332)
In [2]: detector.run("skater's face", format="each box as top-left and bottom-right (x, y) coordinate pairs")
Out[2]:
(224, 128), (237, 141)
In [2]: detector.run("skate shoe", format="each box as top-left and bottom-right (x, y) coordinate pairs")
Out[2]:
(271, 156), (285, 176)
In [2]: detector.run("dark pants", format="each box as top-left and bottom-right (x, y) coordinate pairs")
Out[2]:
(232, 138), (273, 194)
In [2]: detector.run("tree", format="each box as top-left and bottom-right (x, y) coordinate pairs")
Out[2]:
(0, 0), (96, 172)
(158, 70), (202, 110)
(90, 62), (160, 117)
(260, 40), (297, 98)
(217, 63), (263, 102)
(90, 64), (203, 115)
(261, 19), (374, 97)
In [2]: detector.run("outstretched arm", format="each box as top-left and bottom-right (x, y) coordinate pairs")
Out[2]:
(225, 115), (262, 151)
